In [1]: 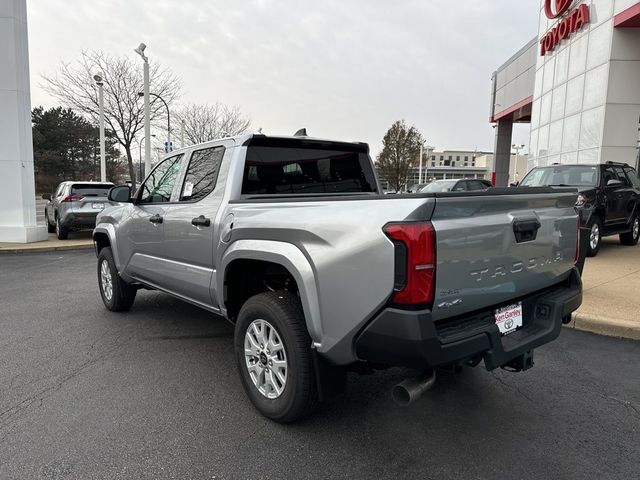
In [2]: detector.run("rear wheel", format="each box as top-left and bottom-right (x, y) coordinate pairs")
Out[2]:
(55, 216), (69, 240)
(97, 247), (136, 311)
(45, 210), (55, 233)
(620, 214), (640, 246)
(234, 291), (319, 423)
(586, 216), (602, 257)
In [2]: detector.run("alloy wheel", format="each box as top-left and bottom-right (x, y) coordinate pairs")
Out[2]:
(590, 223), (600, 251)
(244, 319), (288, 399)
(634, 217), (639, 240)
(100, 260), (113, 302)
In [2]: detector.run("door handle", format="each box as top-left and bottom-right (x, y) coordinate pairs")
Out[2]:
(191, 215), (211, 227)
(149, 214), (163, 224)
(513, 218), (541, 243)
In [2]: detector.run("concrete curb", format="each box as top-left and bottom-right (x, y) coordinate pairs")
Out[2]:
(0, 243), (94, 254)
(565, 312), (640, 341)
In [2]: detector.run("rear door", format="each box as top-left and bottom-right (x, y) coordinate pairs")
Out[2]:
(429, 190), (578, 321)
(162, 145), (228, 307)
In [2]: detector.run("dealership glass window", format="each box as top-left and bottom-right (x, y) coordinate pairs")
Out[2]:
(542, 56), (555, 94)
(561, 151), (578, 164)
(539, 92), (552, 127)
(583, 63), (608, 110)
(591, 0), (614, 26)
(551, 83), (567, 121)
(587, 22), (612, 70)
(537, 124), (550, 158)
(568, 35), (588, 80)
(565, 74), (585, 116)
(534, 67), (544, 100)
(554, 46), (569, 87)
(548, 120), (563, 156)
(579, 106), (604, 150)
(578, 148), (600, 164)
(529, 128), (539, 162)
(562, 113), (581, 152)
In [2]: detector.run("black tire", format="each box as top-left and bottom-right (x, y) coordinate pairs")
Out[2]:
(45, 211), (55, 233)
(97, 247), (136, 312)
(55, 216), (69, 240)
(586, 215), (602, 257)
(234, 291), (319, 423)
(620, 214), (640, 246)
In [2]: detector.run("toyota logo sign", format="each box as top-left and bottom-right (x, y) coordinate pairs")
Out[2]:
(545, 0), (573, 19)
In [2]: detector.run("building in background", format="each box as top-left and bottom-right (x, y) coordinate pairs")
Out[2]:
(490, 0), (640, 185)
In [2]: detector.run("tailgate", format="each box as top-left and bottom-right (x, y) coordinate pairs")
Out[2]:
(429, 189), (578, 321)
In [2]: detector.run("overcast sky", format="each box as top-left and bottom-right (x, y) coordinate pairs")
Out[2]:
(26, 0), (538, 156)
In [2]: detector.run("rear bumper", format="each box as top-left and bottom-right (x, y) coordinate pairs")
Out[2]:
(354, 268), (582, 370)
(59, 211), (99, 229)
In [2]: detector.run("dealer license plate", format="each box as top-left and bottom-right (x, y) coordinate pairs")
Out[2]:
(494, 302), (523, 336)
(92, 203), (105, 210)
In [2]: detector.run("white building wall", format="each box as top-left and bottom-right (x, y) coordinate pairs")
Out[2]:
(529, 0), (640, 172)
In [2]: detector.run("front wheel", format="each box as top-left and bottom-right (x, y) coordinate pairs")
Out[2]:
(97, 247), (136, 312)
(234, 291), (319, 423)
(620, 214), (640, 246)
(586, 216), (602, 257)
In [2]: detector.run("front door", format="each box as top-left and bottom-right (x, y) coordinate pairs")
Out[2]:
(162, 145), (227, 307)
(602, 166), (627, 225)
(121, 154), (186, 284)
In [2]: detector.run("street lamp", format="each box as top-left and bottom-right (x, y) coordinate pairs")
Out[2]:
(94, 74), (106, 182)
(138, 91), (171, 153)
(512, 144), (525, 182)
(134, 42), (151, 176)
(138, 134), (156, 180)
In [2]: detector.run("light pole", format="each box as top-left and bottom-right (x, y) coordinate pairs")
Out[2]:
(134, 43), (151, 175)
(424, 145), (434, 184)
(94, 74), (106, 182)
(139, 91), (171, 153)
(512, 144), (525, 183)
(138, 134), (156, 180)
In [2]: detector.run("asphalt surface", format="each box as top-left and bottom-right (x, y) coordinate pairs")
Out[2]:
(1, 251), (639, 480)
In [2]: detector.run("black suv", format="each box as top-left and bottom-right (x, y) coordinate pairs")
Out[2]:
(518, 162), (640, 257)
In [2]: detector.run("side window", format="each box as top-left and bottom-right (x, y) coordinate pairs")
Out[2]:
(624, 167), (640, 189)
(139, 154), (185, 204)
(467, 180), (486, 191)
(180, 147), (225, 202)
(452, 182), (466, 192)
(613, 166), (631, 187)
(602, 167), (617, 187)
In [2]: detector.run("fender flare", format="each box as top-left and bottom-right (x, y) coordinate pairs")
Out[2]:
(93, 224), (123, 274)
(219, 239), (323, 346)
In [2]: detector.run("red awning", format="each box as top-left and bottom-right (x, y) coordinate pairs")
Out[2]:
(614, 2), (640, 28)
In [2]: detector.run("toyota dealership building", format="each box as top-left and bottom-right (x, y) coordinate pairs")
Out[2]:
(490, 0), (640, 185)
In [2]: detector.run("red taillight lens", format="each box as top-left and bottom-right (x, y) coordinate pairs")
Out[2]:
(62, 195), (83, 203)
(383, 222), (436, 306)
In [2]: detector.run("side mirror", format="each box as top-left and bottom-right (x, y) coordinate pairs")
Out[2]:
(42, 193), (52, 201)
(606, 179), (623, 187)
(109, 185), (132, 203)
(510, 182), (520, 187)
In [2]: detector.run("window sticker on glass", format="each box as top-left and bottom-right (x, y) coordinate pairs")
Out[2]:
(183, 181), (194, 198)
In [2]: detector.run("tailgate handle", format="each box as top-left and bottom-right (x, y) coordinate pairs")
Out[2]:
(513, 218), (541, 243)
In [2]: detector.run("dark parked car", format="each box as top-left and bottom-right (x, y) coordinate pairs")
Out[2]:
(419, 178), (492, 193)
(518, 162), (640, 256)
(43, 182), (115, 240)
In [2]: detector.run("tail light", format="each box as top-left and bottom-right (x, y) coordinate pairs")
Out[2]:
(62, 195), (83, 203)
(383, 222), (436, 306)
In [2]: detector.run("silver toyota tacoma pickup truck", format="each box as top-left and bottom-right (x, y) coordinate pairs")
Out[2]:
(93, 133), (582, 422)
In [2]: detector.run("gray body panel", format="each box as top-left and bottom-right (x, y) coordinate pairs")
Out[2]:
(94, 134), (580, 366)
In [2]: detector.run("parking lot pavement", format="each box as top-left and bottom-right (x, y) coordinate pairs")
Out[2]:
(1, 251), (639, 480)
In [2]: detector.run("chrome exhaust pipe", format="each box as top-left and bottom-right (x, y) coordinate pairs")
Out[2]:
(392, 369), (436, 406)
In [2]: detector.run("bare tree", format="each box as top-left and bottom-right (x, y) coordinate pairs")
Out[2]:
(42, 50), (181, 188)
(176, 103), (251, 146)
(376, 120), (425, 193)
